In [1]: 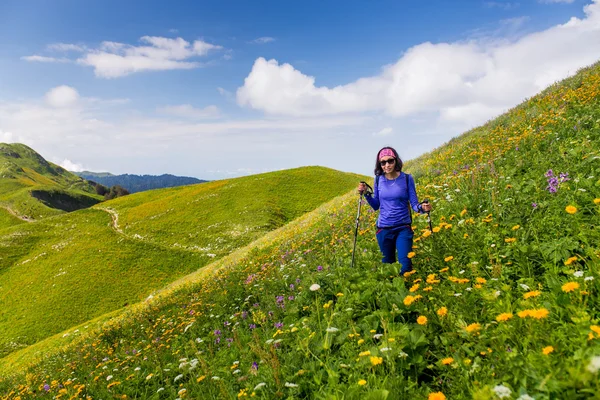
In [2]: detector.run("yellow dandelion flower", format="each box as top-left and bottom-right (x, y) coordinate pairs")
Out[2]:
(505, 238), (517, 243)
(408, 252), (416, 259)
(437, 307), (448, 317)
(441, 357), (454, 365)
(359, 351), (371, 357)
(422, 230), (432, 238)
(564, 256), (578, 265)
(590, 325), (600, 335)
(429, 392), (446, 400)
(463, 359), (472, 365)
(403, 270), (417, 277)
(460, 209), (467, 216)
(417, 316), (428, 325)
(358, 379), (367, 386)
(530, 308), (549, 319)
(409, 283), (420, 292)
(512, 225), (520, 230)
(433, 227), (441, 233)
(476, 277), (487, 284)
(465, 323), (481, 333)
(439, 267), (449, 273)
(336, 293), (344, 297)
(423, 286), (433, 291)
(518, 310), (531, 318)
(542, 346), (554, 355)
(524, 290), (541, 299)
(388, 338), (395, 342)
(370, 356), (383, 366)
(444, 256), (454, 262)
(496, 313), (513, 322)
(565, 205), (577, 214)
(594, 198), (600, 205)
(357, 339), (365, 345)
(561, 281), (580, 293)
(463, 233), (469, 238)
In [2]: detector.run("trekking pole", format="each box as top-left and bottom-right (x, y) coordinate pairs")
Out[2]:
(351, 181), (373, 269)
(421, 199), (433, 235)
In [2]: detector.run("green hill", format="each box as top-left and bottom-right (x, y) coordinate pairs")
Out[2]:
(0, 166), (364, 359)
(0, 143), (103, 228)
(1, 62), (600, 399)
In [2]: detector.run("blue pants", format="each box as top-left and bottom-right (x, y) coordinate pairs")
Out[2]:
(375, 225), (414, 273)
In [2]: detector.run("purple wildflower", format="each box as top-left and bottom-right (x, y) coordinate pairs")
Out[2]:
(545, 169), (554, 178)
(289, 283), (295, 290)
(252, 362), (259, 371)
(241, 311), (248, 320)
(288, 296), (295, 301)
(274, 322), (284, 329)
(214, 330), (221, 336)
(317, 265), (323, 272)
(249, 324), (256, 330)
(43, 384), (50, 392)
(532, 202), (538, 208)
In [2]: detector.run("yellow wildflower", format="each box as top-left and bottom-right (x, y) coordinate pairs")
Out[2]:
(460, 209), (467, 216)
(429, 392), (446, 400)
(542, 346), (554, 355)
(437, 307), (448, 317)
(408, 252), (416, 259)
(358, 339), (365, 345)
(565, 205), (577, 214)
(370, 356), (383, 366)
(417, 316), (428, 325)
(409, 283), (420, 292)
(512, 225), (520, 230)
(561, 282), (580, 293)
(444, 256), (454, 262)
(496, 313), (513, 322)
(358, 379), (367, 386)
(594, 198), (600, 205)
(524, 290), (541, 299)
(359, 351), (371, 357)
(505, 238), (517, 243)
(476, 277), (487, 284)
(441, 357), (454, 365)
(433, 227), (441, 233)
(465, 323), (481, 333)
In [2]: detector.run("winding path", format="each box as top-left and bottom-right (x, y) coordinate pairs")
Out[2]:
(0, 204), (34, 222)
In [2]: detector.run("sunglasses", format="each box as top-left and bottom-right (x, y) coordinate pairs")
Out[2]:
(379, 158), (396, 166)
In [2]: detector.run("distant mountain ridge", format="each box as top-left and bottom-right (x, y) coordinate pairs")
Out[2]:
(75, 171), (208, 193)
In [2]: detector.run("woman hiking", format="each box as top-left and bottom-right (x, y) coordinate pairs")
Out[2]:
(358, 146), (432, 274)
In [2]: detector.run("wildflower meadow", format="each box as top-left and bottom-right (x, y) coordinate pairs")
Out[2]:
(1, 63), (600, 399)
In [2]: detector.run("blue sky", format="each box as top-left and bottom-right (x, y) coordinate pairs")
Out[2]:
(0, 0), (597, 179)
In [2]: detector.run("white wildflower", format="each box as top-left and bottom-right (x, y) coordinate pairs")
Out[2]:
(373, 334), (383, 339)
(516, 395), (534, 400)
(157, 388), (165, 393)
(398, 351), (408, 358)
(380, 347), (392, 352)
(106, 375), (113, 381)
(233, 369), (241, 374)
(585, 276), (594, 281)
(587, 356), (600, 374)
(310, 284), (321, 291)
(495, 291), (501, 298)
(134, 367), (141, 371)
(174, 374), (184, 382)
(254, 382), (267, 391)
(326, 327), (339, 333)
(454, 293), (462, 297)
(212, 376), (221, 380)
(519, 284), (530, 291)
(285, 382), (299, 387)
(493, 385), (512, 398)
(574, 271), (584, 278)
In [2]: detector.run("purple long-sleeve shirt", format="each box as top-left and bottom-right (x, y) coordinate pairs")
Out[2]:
(365, 172), (424, 228)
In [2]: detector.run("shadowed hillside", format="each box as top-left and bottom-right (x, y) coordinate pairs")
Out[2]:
(0, 143), (103, 228)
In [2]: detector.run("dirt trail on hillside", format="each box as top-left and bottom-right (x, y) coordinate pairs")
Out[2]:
(96, 207), (205, 255)
(0, 204), (34, 222)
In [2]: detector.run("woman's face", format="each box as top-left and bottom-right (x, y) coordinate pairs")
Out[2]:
(379, 156), (396, 174)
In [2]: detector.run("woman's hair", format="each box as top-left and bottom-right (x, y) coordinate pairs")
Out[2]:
(374, 146), (403, 176)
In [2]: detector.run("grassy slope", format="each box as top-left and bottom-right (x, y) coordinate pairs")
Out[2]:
(0, 143), (102, 228)
(0, 166), (364, 359)
(1, 64), (600, 399)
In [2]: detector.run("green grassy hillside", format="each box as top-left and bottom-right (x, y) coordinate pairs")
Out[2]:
(0, 166), (364, 360)
(1, 62), (599, 399)
(0, 143), (103, 228)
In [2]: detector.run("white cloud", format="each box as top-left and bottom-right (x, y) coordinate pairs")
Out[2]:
(158, 104), (221, 119)
(237, 0), (600, 128)
(250, 37), (276, 44)
(21, 55), (71, 63)
(0, 130), (15, 142)
(45, 86), (80, 108)
(47, 43), (86, 52)
(59, 159), (84, 172)
(75, 36), (223, 78)
(373, 127), (393, 137)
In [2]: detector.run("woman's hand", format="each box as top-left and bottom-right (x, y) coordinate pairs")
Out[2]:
(358, 182), (367, 194)
(421, 202), (432, 212)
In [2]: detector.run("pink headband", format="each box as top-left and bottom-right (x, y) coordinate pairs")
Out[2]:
(378, 149), (395, 160)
